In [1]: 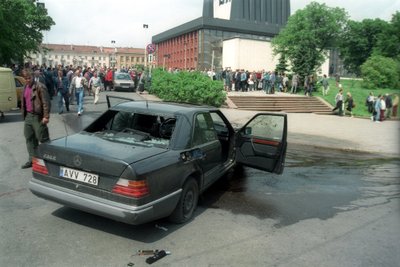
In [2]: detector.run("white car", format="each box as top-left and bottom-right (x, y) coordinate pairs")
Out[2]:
(113, 72), (135, 92)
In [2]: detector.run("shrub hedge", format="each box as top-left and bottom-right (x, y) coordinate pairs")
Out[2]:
(149, 68), (226, 107)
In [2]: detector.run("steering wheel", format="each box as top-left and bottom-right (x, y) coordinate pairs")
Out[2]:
(159, 118), (176, 138)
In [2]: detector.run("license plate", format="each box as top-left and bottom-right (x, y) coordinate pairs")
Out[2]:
(122, 85), (129, 89)
(59, 166), (99, 186)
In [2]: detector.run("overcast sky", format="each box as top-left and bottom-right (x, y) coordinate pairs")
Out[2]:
(41, 0), (399, 48)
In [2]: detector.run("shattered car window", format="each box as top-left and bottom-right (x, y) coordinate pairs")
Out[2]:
(85, 110), (176, 148)
(244, 115), (284, 141)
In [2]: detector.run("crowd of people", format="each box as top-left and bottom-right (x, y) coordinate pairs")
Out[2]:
(366, 92), (397, 123)
(204, 68), (334, 98)
(13, 63), (145, 169)
(12, 63), (146, 115)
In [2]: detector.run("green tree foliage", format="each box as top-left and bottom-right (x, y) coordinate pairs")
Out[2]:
(0, 0), (54, 65)
(339, 19), (388, 76)
(150, 69), (226, 107)
(275, 54), (289, 74)
(360, 55), (400, 89)
(272, 2), (348, 79)
(374, 12), (400, 59)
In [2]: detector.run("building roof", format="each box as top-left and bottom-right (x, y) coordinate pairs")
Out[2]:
(152, 17), (282, 43)
(41, 44), (143, 54)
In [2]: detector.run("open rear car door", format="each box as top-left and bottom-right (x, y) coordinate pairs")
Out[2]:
(235, 113), (287, 174)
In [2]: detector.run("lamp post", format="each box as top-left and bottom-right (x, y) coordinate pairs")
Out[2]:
(111, 40), (116, 69)
(143, 24), (148, 68)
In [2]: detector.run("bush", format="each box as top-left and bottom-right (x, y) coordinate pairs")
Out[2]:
(361, 55), (400, 89)
(149, 68), (226, 107)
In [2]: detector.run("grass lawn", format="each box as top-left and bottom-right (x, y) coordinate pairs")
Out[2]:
(309, 78), (399, 118)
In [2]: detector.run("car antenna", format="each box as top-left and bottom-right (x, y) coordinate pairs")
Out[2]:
(62, 116), (69, 147)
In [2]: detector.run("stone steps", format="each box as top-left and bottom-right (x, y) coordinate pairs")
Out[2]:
(228, 95), (334, 114)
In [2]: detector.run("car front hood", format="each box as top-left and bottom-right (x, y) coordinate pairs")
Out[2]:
(38, 133), (167, 176)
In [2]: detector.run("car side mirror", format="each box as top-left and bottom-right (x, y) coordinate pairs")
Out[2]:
(244, 127), (252, 135)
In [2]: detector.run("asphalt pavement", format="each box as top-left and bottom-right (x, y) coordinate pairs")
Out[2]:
(139, 90), (400, 157)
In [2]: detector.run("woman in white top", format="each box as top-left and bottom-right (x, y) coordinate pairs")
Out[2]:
(89, 71), (102, 104)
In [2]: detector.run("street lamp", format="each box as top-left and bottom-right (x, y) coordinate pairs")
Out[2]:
(111, 40), (116, 68)
(143, 24), (148, 68)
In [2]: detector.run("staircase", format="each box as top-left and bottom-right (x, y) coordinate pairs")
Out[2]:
(228, 93), (333, 114)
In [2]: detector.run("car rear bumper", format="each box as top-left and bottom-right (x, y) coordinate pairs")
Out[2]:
(114, 86), (135, 92)
(29, 178), (182, 225)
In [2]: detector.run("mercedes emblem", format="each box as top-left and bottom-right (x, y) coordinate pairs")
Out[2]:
(73, 155), (82, 167)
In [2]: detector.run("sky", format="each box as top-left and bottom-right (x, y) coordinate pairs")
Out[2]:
(41, 0), (400, 48)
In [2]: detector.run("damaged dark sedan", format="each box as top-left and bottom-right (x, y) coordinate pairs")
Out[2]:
(29, 97), (287, 225)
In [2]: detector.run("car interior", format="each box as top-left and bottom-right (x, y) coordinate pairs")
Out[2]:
(85, 110), (176, 147)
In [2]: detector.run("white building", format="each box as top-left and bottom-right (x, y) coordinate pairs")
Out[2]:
(27, 44), (145, 69)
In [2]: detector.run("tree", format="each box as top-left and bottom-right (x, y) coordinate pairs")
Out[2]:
(275, 54), (289, 74)
(272, 2), (348, 79)
(0, 0), (54, 65)
(338, 18), (388, 76)
(361, 55), (399, 89)
(374, 12), (400, 59)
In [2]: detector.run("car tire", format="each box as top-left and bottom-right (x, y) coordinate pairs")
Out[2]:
(169, 177), (199, 224)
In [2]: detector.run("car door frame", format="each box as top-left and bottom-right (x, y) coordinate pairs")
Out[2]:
(106, 95), (135, 108)
(235, 113), (287, 174)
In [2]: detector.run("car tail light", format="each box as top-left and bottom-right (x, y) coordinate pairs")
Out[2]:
(112, 179), (150, 198)
(32, 157), (49, 175)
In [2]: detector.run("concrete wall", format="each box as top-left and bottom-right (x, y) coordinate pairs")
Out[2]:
(222, 37), (330, 75)
(222, 38), (278, 71)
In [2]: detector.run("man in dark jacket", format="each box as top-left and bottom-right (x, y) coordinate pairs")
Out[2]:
(21, 68), (51, 169)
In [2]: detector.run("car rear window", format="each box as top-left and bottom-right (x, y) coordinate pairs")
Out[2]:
(86, 110), (176, 148)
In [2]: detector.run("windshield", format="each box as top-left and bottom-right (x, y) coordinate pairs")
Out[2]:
(115, 73), (131, 80)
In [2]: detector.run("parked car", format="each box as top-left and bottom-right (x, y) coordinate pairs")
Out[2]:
(29, 96), (287, 225)
(0, 67), (18, 117)
(15, 76), (26, 108)
(113, 72), (135, 92)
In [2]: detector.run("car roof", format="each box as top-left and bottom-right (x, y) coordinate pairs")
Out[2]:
(112, 100), (218, 117)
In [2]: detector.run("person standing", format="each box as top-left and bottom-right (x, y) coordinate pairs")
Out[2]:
(89, 71), (101, 104)
(332, 88), (344, 116)
(282, 73), (289, 93)
(20, 68), (51, 169)
(248, 72), (255, 91)
(69, 69), (87, 116)
(379, 95), (386, 121)
(321, 74), (329, 96)
(269, 71), (276, 94)
(344, 92), (354, 117)
(374, 94), (382, 122)
(366, 92), (375, 114)
(105, 68), (113, 91)
(335, 73), (340, 87)
(384, 93), (393, 119)
(240, 69), (247, 92)
(54, 70), (69, 114)
(290, 73), (299, 94)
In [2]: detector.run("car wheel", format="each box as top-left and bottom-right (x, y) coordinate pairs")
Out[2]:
(169, 178), (199, 224)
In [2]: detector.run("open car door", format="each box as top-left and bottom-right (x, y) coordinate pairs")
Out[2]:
(106, 95), (134, 108)
(235, 113), (287, 174)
